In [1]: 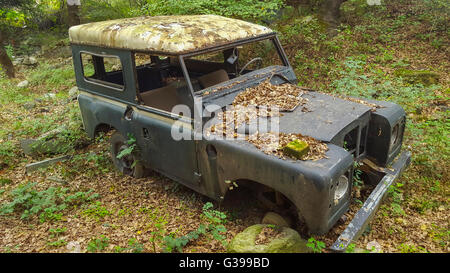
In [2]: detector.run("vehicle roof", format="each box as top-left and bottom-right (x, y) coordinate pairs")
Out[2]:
(68, 15), (274, 55)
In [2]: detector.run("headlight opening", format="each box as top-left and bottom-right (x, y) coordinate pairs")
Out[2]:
(389, 120), (404, 153)
(334, 174), (349, 203)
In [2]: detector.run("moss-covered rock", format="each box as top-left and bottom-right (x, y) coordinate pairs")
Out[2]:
(394, 69), (440, 86)
(282, 139), (310, 160)
(227, 224), (310, 253)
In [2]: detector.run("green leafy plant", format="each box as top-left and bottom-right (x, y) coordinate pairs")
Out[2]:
(115, 133), (140, 169)
(141, 0), (284, 22)
(87, 235), (110, 252)
(116, 133), (137, 160)
(0, 178), (12, 186)
(49, 227), (67, 236)
(161, 202), (227, 253)
(114, 238), (145, 253)
(0, 182), (98, 222)
(82, 201), (112, 221)
(388, 182), (406, 216)
(306, 237), (326, 253)
(127, 238), (145, 253)
(345, 243), (356, 253)
(47, 239), (67, 247)
(0, 141), (15, 167)
(397, 243), (428, 253)
(353, 162), (364, 188)
(47, 227), (68, 247)
(149, 222), (166, 253)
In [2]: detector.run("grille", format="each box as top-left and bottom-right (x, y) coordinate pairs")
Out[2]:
(344, 124), (368, 159)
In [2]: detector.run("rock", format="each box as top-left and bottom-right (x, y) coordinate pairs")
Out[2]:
(23, 101), (36, 110)
(57, 46), (73, 58)
(302, 15), (314, 24)
(28, 56), (38, 65)
(66, 241), (81, 253)
(43, 93), (56, 100)
(22, 56), (37, 66)
(50, 63), (64, 69)
(68, 86), (79, 97)
(227, 224), (310, 253)
(68, 86), (79, 101)
(12, 57), (24, 65)
(17, 80), (29, 88)
(367, 0), (382, 5)
(41, 44), (50, 53)
(394, 69), (440, 86)
(366, 240), (383, 253)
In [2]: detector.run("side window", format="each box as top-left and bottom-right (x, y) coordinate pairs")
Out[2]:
(135, 53), (181, 93)
(134, 53), (186, 113)
(80, 52), (124, 90)
(188, 51), (224, 63)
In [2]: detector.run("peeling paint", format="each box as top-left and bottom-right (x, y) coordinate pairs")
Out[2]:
(69, 15), (273, 54)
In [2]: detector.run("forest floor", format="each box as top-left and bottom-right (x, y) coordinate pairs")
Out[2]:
(0, 1), (448, 253)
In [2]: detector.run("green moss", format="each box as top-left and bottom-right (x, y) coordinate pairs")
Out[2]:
(282, 139), (310, 159)
(394, 69), (440, 86)
(227, 224), (310, 253)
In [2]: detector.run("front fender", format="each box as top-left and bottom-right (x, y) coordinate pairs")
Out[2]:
(198, 139), (354, 234)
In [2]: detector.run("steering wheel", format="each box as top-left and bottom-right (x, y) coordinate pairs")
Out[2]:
(238, 57), (263, 76)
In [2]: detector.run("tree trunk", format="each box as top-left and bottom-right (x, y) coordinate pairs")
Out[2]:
(0, 31), (15, 78)
(320, 0), (347, 36)
(67, 0), (81, 27)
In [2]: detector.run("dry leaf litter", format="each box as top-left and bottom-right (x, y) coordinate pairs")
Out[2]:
(207, 79), (328, 161)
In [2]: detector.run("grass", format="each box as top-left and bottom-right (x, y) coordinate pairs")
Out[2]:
(274, 0), (449, 252)
(0, 1), (448, 253)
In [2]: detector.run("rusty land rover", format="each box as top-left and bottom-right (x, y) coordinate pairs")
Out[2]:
(69, 15), (411, 251)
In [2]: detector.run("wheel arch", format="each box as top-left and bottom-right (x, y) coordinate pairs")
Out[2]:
(94, 123), (115, 137)
(223, 178), (303, 222)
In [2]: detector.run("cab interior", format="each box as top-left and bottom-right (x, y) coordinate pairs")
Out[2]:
(81, 46), (275, 114)
(134, 50), (239, 113)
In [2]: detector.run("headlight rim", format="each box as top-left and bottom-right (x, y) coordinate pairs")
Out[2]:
(389, 123), (400, 151)
(334, 174), (349, 202)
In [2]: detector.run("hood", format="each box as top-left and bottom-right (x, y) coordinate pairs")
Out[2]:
(277, 92), (371, 143)
(234, 91), (372, 146)
(202, 70), (372, 146)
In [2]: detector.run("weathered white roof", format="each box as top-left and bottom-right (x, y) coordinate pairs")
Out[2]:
(69, 15), (273, 54)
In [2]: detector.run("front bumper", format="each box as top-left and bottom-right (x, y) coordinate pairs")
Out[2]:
(330, 150), (411, 252)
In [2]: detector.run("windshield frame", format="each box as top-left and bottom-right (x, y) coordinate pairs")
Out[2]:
(178, 33), (290, 98)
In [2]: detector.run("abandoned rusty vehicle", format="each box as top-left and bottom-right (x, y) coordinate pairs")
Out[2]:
(69, 15), (411, 251)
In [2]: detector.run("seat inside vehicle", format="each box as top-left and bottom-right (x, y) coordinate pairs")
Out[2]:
(140, 84), (182, 113)
(198, 69), (230, 89)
